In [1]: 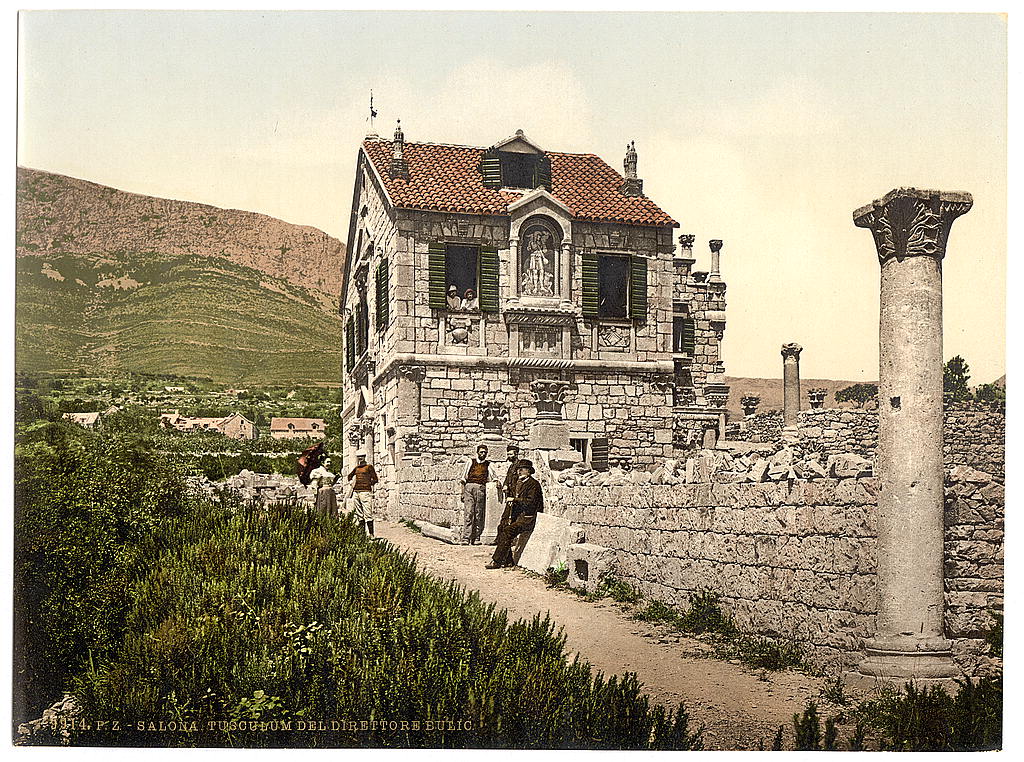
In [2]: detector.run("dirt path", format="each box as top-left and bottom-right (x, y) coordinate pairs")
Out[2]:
(376, 520), (847, 750)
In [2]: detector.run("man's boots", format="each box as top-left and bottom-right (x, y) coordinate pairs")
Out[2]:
(364, 520), (375, 537)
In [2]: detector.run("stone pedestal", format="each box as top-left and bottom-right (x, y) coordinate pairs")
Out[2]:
(481, 480), (502, 545)
(848, 188), (973, 686)
(529, 420), (570, 450)
(781, 343), (802, 427)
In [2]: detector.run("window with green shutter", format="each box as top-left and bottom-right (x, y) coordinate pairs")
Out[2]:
(428, 243), (447, 309)
(375, 258), (389, 330)
(478, 245), (499, 312)
(629, 255), (648, 320)
(581, 251), (599, 317)
(345, 318), (355, 372)
(355, 295), (368, 357)
(673, 314), (696, 355)
(590, 437), (610, 472)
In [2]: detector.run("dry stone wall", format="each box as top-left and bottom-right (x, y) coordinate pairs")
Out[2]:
(539, 456), (1002, 675)
(790, 403), (1004, 480)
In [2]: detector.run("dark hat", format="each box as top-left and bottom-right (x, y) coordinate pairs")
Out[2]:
(515, 458), (535, 474)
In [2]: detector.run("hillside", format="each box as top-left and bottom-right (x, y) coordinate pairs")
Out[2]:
(16, 167), (347, 385)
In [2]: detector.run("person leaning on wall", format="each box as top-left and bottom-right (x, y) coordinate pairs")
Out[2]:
(347, 450), (379, 537)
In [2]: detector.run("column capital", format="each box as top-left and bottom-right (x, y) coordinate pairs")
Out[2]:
(708, 239), (723, 253)
(853, 188), (972, 264)
(780, 342), (803, 361)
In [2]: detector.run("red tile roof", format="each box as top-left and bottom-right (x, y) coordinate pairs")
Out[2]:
(362, 139), (678, 228)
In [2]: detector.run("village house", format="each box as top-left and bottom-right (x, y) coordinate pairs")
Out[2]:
(270, 417), (327, 440)
(340, 124), (730, 513)
(63, 411), (102, 429)
(160, 410), (257, 440)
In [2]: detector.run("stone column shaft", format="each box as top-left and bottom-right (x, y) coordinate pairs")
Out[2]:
(709, 239), (723, 282)
(560, 243), (572, 304)
(781, 343), (802, 427)
(850, 187), (972, 685)
(509, 237), (520, 300)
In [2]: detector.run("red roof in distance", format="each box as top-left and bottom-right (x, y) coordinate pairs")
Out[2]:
(362, 139), (678, 228)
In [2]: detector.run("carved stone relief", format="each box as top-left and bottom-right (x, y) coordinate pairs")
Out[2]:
(480, 402), (509, 432)
(530, 379), (571, 419)
(597, 324), (630, 351)
(520, 223), (558, 297)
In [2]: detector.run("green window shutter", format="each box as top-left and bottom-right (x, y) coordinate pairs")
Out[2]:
(581, 251), (599, 317)
(629, 255), (648, 320)
(478, 245), (500, 313)
(345, 318), (355, 372)
(428, 243), (446, 309)
(480, 149), (502, 188)
(683, 317), (696, 356)
(534, 155), (552, 191)
(375, 258), (389, 330)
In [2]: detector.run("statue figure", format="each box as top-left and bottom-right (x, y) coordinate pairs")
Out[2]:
(522, 227), (555, 296)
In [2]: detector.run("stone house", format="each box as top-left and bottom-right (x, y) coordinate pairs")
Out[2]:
(340, 125), (729, 514)
(160, 410), (257, 440)
(63, 411), (101, 429)
(270, 417), (327, 440)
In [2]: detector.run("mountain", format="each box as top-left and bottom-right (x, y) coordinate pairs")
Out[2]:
(16, 167), (346, 385)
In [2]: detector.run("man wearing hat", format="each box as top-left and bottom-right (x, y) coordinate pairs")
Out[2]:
(487, 458), (543, 569)
(347, 451), (379, 537)
(446, 285), (462, 311)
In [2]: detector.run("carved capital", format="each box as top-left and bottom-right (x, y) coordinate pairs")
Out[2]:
(347, 421), (370, 447)
(480, 402), (509, 431)
(530, 379), (571, 419)
(740, 395), (761, 416)
(678, 234), (695, 249)
(403, 432), (424, 456)
(780, 342), (803, 362)
(709, 239), (723, 253)
(853, 188), (972, 264)
(397, 364), (426, 383)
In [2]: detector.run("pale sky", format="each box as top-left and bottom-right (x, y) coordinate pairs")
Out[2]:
(16, 10), (1007, 382)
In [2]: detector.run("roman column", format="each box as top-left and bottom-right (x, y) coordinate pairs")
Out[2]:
(781, 343), (802, 427)
(709, 239), (723, 282)
(851, 187), (972, 684)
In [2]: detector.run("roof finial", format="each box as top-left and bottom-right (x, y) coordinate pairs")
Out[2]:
(621, 140), (643, 197)
(390, 119), (409, 180)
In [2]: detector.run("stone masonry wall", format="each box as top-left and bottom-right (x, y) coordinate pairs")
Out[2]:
(539, 462), (1002, 675)
(744, 410), (783, 443)
(793, 403), (1004, 479)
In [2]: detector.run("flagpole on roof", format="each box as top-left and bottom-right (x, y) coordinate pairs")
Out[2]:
(367, 90), (379, 139)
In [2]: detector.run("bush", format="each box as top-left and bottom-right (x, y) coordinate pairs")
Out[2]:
(14, 422), (196, 719)
(67, 499), (703, 748)
(855, 677), (1002, 751)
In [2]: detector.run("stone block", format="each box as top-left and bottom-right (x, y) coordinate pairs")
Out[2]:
(566, 543), (616, 593)
(413, 520), (457, 544)
(515, 513), (585, 574)
(530, 420), (570, 450)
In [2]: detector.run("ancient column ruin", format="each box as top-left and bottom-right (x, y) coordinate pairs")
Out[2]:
(781, 343), (802, 427)
(851, 187), (973, 684)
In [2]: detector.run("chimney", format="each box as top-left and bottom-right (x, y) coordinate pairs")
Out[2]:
(621, 140), (643, 197)
(390, 120), (409, 180)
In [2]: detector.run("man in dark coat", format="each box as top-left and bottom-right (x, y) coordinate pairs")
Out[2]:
(487, 459), (543, 569)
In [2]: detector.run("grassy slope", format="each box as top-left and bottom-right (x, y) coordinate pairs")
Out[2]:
(16, 250), (343, 385)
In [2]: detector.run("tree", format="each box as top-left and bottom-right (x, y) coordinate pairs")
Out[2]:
(943, 356), (972, 402)
(974, 383), (1005, 404)
(834, 383), (878, 408)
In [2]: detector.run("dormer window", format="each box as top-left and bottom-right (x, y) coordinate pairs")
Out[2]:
(480, 129), (552, 191)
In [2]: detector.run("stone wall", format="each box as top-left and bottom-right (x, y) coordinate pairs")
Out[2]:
(537, 458), (1002, 675)
(791, 403), (1004, 480)
(743, 410), (783, 443)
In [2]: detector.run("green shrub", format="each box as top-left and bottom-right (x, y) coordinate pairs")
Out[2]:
(855, 677), (1002, 751)
(67, 499), (703, 748)
(984, 610), (1003, 659)
(14, 422), (196, 719)
(793, 701), (821, 750)
(545, 561), (569, 587)
(632, 600), (679, 625)
(677, 591), (736, 636)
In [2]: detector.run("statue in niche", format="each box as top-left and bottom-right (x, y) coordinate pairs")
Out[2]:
(521, 225), (556, 297)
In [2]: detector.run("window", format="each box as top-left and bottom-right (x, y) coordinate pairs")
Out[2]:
(445, 244), (478, 306)
(673, 315), (695, 355)
(569, 437), (589, 463)
(597, 253), (630, 318)
(582, 251), (647, 320)
(501, 153), (538, 189)
(428, 242), (499, 312)
(375, 258), (390, 331)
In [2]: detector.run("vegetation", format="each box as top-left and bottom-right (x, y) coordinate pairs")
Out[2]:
(943, 355), (972, 402)
(834, 382), (878, 408)
(15, 413), (703, 749)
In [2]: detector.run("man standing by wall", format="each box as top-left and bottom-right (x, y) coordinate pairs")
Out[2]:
(487, 459), (543, 569)
(460, 444), (490, 545)
(347, 450), (378, 537)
